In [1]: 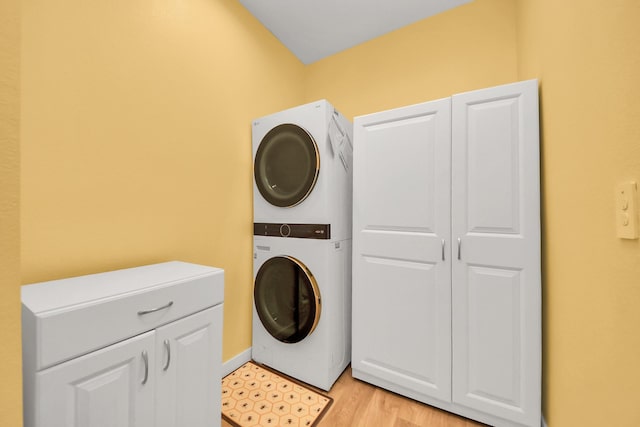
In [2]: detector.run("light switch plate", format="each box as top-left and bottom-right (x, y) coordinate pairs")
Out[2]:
(616, 181), (638, 239)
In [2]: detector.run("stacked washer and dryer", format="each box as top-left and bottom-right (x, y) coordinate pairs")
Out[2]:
(251, 100), (353, 391)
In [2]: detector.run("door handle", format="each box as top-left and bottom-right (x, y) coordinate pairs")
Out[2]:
(457, 238), (462, 260)
(141, 351), (149, 385)
(163, 340), (171, 371)
(137, 301), (173, 316)
(441, 239), (445, 261)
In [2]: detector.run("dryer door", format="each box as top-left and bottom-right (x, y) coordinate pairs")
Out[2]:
(254, 124), (320, 207)
(254, 256), (321, 343)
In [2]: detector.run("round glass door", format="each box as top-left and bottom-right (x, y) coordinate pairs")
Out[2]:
(254, 124), (320, 208)
(254, 256), (321, 343)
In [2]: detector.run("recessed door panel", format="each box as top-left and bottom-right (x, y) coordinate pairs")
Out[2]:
(452, 80), (540, 426)
(74, 364), (132, 426)
(361, 114), (437, 232)
(466, 97), (521, 234)
(353, 98), (451, 403)
(355, 257), (445, 396)
(466, 265), (522, 407)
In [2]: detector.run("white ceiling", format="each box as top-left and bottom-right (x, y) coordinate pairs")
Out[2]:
(238, 0), (473, 64)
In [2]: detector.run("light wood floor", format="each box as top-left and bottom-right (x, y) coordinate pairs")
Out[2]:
(222, 365), (486, 427)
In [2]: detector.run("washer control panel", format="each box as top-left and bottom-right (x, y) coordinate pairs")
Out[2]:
(253, 223), (331, 240)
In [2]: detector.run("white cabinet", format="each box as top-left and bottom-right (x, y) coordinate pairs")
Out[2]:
(22, 261), (224, 427)
(352, 80), (540, 427)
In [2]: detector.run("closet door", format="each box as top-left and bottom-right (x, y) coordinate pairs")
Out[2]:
(451, 79), (540, 426)
(352, 98), (452, 403)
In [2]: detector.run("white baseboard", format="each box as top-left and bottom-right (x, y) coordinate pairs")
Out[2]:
(222, 347), (252, 377)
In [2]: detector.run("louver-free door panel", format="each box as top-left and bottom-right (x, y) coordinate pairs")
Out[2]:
(352, 98), (452, 403)
(36, 331), (155, 427)
(155, 305), (222, 427)
(451, 80), (540, 427)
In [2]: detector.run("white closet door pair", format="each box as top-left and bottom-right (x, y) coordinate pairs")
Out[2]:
(352, 80), (540, 427)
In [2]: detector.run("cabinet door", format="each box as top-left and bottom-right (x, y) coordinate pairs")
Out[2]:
(352, 99), (452, 403)
(155, 305), (222, 427)
(36, 331), (155, 427)
(451, 80), (540, 426)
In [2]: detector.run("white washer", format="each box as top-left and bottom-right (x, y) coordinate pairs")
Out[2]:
(252, 100), (353, 241)
(252, 236), (351, 391)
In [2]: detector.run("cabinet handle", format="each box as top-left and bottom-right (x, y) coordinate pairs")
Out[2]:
(457, 238), (462, 260)
(163, 339), (171, 371)
(441, 239), (445, 261)
(141, 351), (149, 385)
(137, 301), (174, 316)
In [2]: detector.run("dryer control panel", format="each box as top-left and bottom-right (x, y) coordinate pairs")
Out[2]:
(254, 223), (331, 239)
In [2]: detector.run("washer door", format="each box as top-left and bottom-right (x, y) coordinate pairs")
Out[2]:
(254, 124), (320, 208)
(254, 256), (321, 343)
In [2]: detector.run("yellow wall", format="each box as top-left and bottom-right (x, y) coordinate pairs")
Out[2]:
(20, 0), (304, 373)
(304, 0), (518, 119)
(517, 0), (640, 425)
(0, 0), (22, 424)
(10, 0), (640, 425)
(306, 0), (640, 424)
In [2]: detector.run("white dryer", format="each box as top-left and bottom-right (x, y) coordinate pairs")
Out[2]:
(251, 235), (351, 391)
(252, 100), (353, 241)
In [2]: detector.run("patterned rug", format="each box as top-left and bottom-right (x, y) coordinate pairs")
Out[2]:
(222, 361), (333, 427)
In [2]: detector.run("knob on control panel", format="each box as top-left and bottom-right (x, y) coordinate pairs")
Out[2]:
(279, 224), (291, 237)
